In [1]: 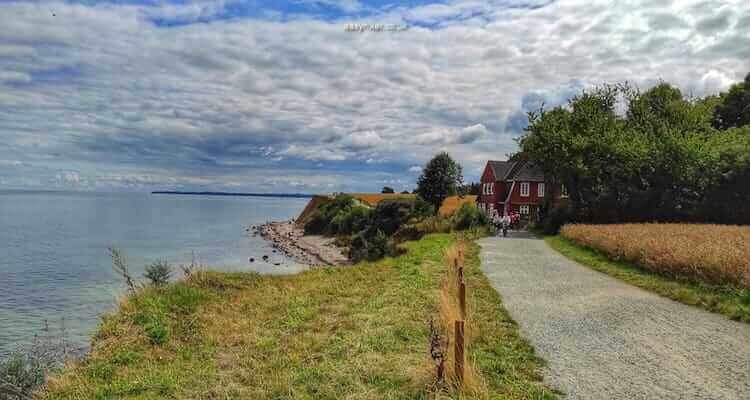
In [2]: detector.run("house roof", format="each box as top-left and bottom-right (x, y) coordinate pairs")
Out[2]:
(487, 160), (515, 180)
(513, 161), (545, 182)
(486, 160), (544, 182)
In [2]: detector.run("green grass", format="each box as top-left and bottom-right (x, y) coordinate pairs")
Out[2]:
(41, 233), (555, 399)
(546, 235), (750, 323)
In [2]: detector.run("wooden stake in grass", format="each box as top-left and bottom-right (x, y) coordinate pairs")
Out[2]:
(454, 320), (465, 384)
(459, 280), (466, 319)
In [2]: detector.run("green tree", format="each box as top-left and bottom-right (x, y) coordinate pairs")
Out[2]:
(713, 72), (750, 130)
(381, 186), (395, 193)
(415, 152), (463, 213)
(519, 81), (740, 225)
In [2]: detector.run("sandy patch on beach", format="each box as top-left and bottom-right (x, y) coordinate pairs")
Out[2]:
(255, 221), (349, 266)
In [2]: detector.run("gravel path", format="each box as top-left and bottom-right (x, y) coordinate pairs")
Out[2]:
(478, 233), (750, 400)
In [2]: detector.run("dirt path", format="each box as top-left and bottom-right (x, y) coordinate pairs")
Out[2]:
(478, 233), (750, 400)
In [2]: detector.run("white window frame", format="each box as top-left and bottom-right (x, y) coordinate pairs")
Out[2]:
(489, 182), (494, 195)
(561, 184), (569, 198)
(520, 182), (530, 197)
(538, 183), (545, 198)
(520, 204), (530, 215)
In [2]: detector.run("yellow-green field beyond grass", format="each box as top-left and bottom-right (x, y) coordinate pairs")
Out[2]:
(41, 234), (554, 399)
(548, 223), (750, 322)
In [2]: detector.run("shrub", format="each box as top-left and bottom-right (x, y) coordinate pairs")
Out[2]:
(392, 225), (424, 243)
(410, 196), (435, 220)
(144, 320), (169, 345)
(303, 195), (356, 235)
(0, 322), (67, 397)
(303, 210), (328, 235)
(451, 203), (488, 231)
(109, 247), (137, 292)
(368, 199), (413, 236)
(331, 206), (371, 236)
(348, 232), (369, 262)
(144, 260), (173, 286)
(540, 204), (574, 234)
(348, 230), (396, 262)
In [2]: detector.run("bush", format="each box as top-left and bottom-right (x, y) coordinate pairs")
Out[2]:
(144, 320), (169, 344)
(451, 203), (488, 231)
(392, 225), (424, 243)
(410, 196), (435, 220)
(303, 210), (328, 235)
(348, 230), (397, 262)
(332, 206), (371, 236)
(0, 322), (67, 397)
(368, 200), (413, 236)
(144, 260), (173, 286)
(540, 205), (574, 234)
(303, 195), (356, 235)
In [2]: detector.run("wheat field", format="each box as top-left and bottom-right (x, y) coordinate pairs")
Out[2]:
(561, 224), (750, 289)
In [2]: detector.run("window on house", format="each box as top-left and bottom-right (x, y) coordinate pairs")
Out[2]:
(520, 204), (529, 215)
(489, 182), (494, 195)
(561, 184), (569, 198)
(520, 182), (530, 197)
(538, 183), (545, 197)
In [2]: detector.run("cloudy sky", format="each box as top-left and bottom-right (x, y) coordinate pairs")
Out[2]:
(1, 0), (748, 193)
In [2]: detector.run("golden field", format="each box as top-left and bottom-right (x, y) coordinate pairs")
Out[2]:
(560, 224), (750, 289)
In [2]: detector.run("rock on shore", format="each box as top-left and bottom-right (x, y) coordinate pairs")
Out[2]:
(256, 221), (349, 266)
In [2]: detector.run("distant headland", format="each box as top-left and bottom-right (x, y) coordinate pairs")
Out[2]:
(151, 191), (313, 198)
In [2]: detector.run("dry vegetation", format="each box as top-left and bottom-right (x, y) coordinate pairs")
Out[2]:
(438, 196), (478, 217)
(561, 223), (750, 289)
(40, 234), (554, 399)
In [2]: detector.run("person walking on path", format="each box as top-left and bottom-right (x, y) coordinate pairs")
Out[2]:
(499, 214), (511, 237)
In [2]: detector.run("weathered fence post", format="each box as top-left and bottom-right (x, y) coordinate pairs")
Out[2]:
(459, 280), (466, 319)
(454, 320), (465, 384)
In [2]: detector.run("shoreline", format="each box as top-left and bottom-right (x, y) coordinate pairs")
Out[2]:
(255, 220), (349, 266)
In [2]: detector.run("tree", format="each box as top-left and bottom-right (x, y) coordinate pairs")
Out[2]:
(519, 82), (730, 225)
(416, 152), (464, 213)
(713, 72), (750, 130)
(381, 186), (395, 193)
(461, 182), (481, 195)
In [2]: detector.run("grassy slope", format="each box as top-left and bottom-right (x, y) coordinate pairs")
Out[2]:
(546, 236), (750, 323)
(42, 234), (555, 399)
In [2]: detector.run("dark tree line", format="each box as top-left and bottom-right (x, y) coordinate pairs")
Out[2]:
(519, 73), (750, 228)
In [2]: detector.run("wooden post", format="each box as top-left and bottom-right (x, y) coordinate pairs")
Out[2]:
(458, 266), (464, 284)
(459, 280), (466, 319)
(454, 320), (465, 384)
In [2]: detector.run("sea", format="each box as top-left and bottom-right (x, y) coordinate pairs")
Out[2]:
(0, 190), (309, 357)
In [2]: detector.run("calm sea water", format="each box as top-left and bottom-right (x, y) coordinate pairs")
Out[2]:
(0, 191), (309, 356)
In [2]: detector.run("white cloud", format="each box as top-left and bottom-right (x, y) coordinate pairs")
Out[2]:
(0, 0), (748, 191)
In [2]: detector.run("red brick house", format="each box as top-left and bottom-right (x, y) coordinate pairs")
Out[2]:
(477, 159), (567, 221)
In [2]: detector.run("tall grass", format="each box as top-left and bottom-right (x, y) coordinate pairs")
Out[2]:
(436, 240), (486, 396)
(561, 223), (750, 289)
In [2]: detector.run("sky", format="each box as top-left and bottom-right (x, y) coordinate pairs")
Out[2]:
(0, 0), (748, 193)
